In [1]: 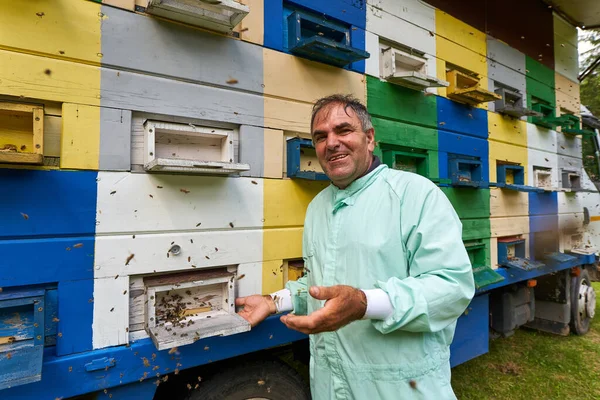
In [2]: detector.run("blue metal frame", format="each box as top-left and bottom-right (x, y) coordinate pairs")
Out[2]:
(0, 289), (45, 390)
(286, 138), (329, 181)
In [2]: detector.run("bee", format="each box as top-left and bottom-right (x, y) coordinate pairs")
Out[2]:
(21, 213), (29, 220)
(180, 189), (190, 194)
(126, 254), (135, 265)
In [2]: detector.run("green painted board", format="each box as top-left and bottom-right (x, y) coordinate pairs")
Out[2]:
(441, 188), (490, 220)
(473, 265), (504, 289)
(372, 117), (438, 150)
(367, 76), (437, 129)
(465, 238), (492, 276)
(461, 218), (491, 242)
(526, 56), (556, 107)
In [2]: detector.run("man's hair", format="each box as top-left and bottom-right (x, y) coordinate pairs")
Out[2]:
(310, 94), (374, 133)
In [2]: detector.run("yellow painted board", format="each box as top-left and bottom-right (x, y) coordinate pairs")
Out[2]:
(435, 10), (486, 57)
(490, 237), (498, 269)
(436, 58), (447, 97)
(263, 49), (366, 105)
(435, 36), (488, 81)
(0, 50), (101, 106)
(263, 179), (326, 227)
(488, 113), (527, 147)
(555, 72), (580, 115)
(0, 0), (101, 63)
(60, 103), (101, 170)
(489, 141), (528, 183)
(263, 227), (304, 262)
(0, 109), (34, 152)
(263, 128), (283, 179)
(262, 260), (284, 295)
(264, 97), (312, 133)
(237, 0), (263, 46)
(490, 188), (529, 218)
(490, 216), (529, 238)
(103, 0), (136, 11)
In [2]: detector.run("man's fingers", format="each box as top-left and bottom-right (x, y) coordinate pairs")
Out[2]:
(309, 285), (337, 300)
(235, 297), (246, 307)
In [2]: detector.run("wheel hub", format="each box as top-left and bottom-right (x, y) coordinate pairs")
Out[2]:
(579, 282), (596, 320)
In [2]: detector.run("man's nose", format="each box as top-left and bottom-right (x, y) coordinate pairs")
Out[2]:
(325, 133), (340, 149)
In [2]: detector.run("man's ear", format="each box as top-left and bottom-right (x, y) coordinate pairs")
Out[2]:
(366, 128), (375, 151)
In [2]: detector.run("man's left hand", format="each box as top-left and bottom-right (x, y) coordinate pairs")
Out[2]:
(280, 285), (367, 334)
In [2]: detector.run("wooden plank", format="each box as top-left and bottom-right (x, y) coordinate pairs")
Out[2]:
(60, 104), (101, 170)
(263, 49), (365, 104)
(263, 178), (325, 228)
(101, 6), (264, 94)
(0, 0), (101, 63)
(0, 50), (101, 107)
(368, 0), (436, 32)
(99, 108), (132, 171)
(527, 149), (559, 188)
(440, 188), (490, 220)
(526, 121), (557, 153)
(0, 152), (43, 165)
(435, 9), (486, 58)
(554, 14), (579, 82)
(144, 268), (231, 287)
(490, 237), (498, 269)
(422, 0), (485, 33)
(490, 188), (529, 218)
(94, 230), (263, 279)
(525, 56), (556, 107)
(239, 125), (264, 178)
(364, 30), (380, 79)
(236, 262), (263, 298)
(0, 108), (34, 152)
(0, 102), (38, 113)
(490, 216), (529, 237)
(559, 213), (584, 232)
(0, 97), (61, 117)
(436, 35), (488, 88)
(367, 76), (438, 129)
(92, 276), (130, 349)
(100, 68), (263, 128)
(461, 218), (490, 241)
(372, 117), (438, 150)
(488, 113), (527, 147)
(262, 260), (284, 295)
(557, 191), (587, 214)
(32, 107), (44, 156)
(96, 171), (264, 234)
(263, 128), (283, 179)
(558, 154), (582, 172)
(102, 0), (135, 11)
(56, 279), (93, 355)
(486, 36), (526, 75)
(555, 72), (580, 115)
(437, 97), (488, 138)
(264, 96), (311, 133)
(556, 132), (582, 158)
(263, 227), (303, 262)
(237, 0), (264, 46)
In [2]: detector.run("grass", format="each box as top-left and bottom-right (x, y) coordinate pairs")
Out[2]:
(451, 282), (600, 400)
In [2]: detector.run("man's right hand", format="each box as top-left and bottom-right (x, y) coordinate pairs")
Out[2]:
(235, 294), (276, 327)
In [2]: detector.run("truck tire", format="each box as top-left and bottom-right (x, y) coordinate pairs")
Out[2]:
(186, 359), (310, 400)
(570, 269), (596, 335)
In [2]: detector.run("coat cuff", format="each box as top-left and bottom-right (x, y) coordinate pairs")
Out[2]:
(361, 288), (394, 320)
(269, 288), (293, 313)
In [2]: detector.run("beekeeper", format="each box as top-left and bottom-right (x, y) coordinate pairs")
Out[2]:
(236, 94), (475, 399)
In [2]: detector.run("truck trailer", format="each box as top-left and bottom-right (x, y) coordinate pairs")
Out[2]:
(0, 0), (598, 399)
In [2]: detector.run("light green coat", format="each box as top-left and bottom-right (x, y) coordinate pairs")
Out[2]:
(286, 164), (475, 400)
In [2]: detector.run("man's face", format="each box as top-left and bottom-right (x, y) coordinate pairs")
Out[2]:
(311, 103), (375, 189)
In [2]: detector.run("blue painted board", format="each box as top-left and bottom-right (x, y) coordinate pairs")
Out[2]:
(0, 237), (94, 287)
(529, 192), (558, 216)
(437, 97), (488, 138)
(438, 130), (489, 183)
(530, 214), (558, 233)
(450, 294), (489, 367)
(45, 289), (58, 344)
(56, 280), (93, 356)
(2, 314), (306, 400)
(0, 169), (98, 239)
(265, 0), (367, 73)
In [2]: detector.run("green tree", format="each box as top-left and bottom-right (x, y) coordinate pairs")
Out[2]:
(580, 29), (600, 115)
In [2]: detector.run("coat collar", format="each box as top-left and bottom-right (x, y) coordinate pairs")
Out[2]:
(330, 156), (387, 211)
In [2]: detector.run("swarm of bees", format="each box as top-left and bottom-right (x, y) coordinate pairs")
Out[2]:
(155, 292), (218, 329)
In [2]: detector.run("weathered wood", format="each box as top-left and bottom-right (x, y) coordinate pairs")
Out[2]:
(99, 108), (132, 171)
(95, 171), (264, 234)
(526, 121), (558, 153)
(527, 149), (559, 188)
(100, 68), (263, 127)
(490, 216), (529, 237)
(44, 115), (61, 158)
(555, 72), (580, 115)
(60, 104), (100, 170)
(490, 188), (529, 218)
(239, 125), (264, 178)
(0, 0), (101, 64)
(236, 0), (264, 46)
(526, 57), (556, 108)
(92, 276), (130, 349)
(101, 5), (264, 94)
(0, 152), (43, 165)
(488, 113), (527, 147)
(554, 14), (579, 83)
(372, 117), (438, 150)
(263, 128), (283, 179)
(144, 268), (231, 287)
(263, 178), (326, 227)
(236, 262), (263, 298)
(556, 132), (582, 158)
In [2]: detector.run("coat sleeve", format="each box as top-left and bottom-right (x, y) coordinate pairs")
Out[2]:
(371, 180), (475, 334)
(285, 276), (308, 315)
